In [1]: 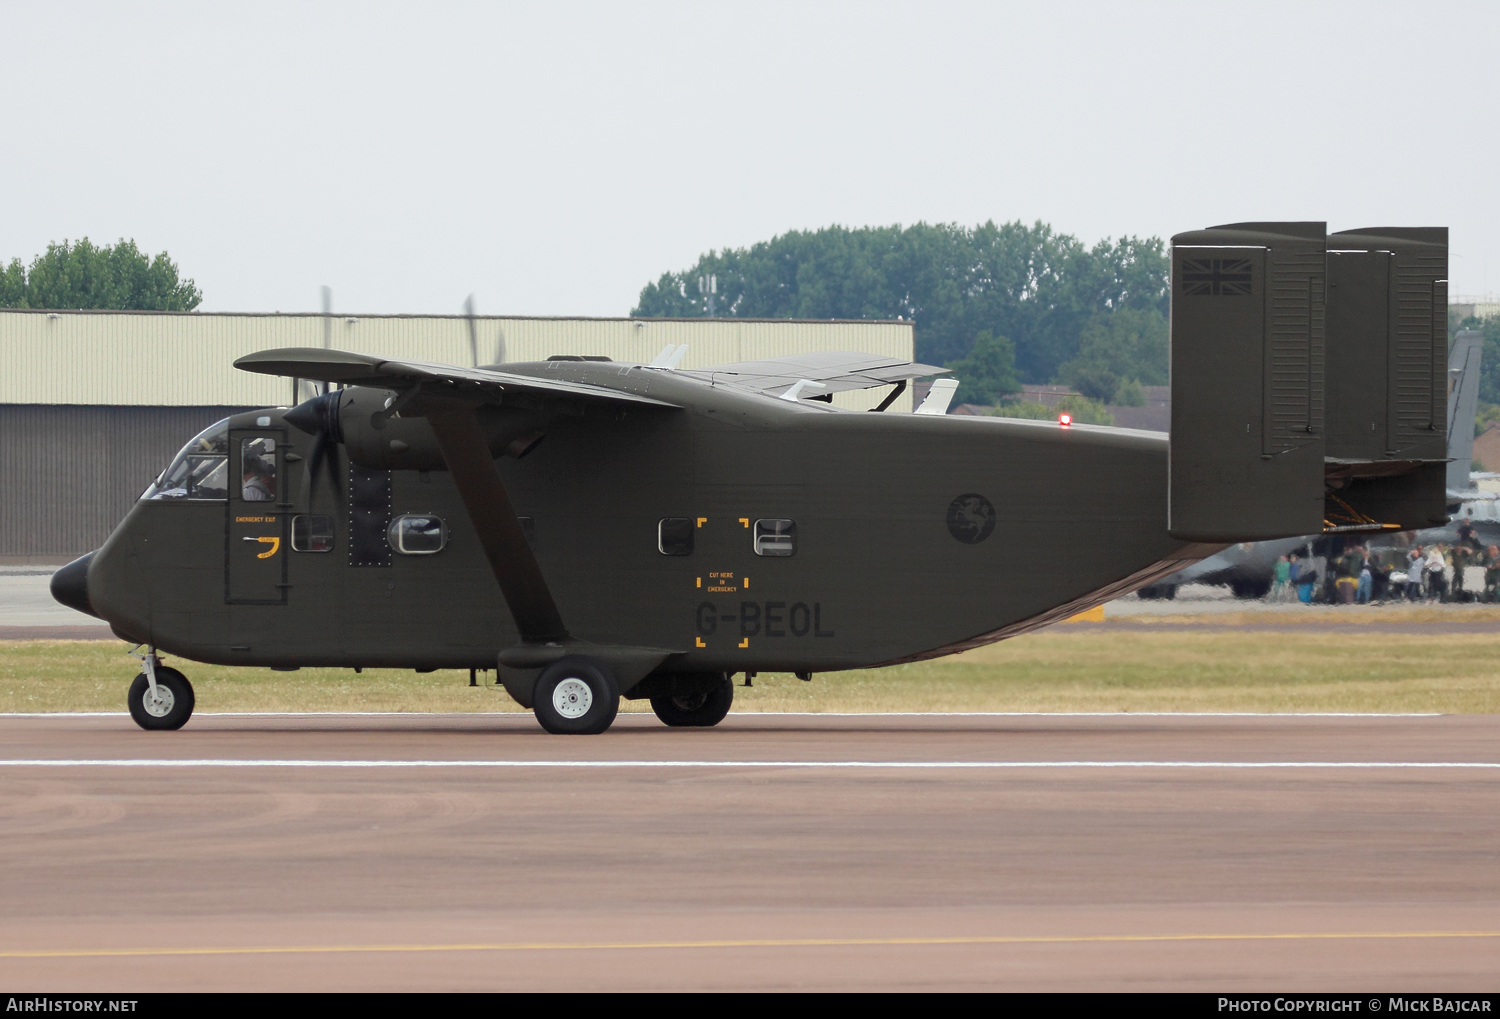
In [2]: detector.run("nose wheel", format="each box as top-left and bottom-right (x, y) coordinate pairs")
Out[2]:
(126, 652), (195, 730)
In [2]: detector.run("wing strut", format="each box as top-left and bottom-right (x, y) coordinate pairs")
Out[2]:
(425, 407), (570, 644)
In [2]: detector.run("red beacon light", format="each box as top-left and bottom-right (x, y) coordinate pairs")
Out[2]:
(1058, 412), (1072, 428)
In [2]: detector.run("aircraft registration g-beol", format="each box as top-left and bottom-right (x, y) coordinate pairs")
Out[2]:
(51, 222), (1452, 734)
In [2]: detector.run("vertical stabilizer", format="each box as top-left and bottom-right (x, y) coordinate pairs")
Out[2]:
(1169, 222), (1327, 542)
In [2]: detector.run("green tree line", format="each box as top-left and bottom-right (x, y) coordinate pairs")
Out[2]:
(631, 221), (1170, 404)
(1, 238), (201, 311)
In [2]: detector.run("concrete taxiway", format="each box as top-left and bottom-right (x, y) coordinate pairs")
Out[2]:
(1, 712), (1498, 991)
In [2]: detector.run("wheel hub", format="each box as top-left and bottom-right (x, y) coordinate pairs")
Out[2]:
(552, 677), (593, 719)
(672, 691), (709, 711)
(142, 685), (175, 718)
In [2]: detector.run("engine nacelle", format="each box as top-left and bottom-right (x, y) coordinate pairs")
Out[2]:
(334, 387), (546, 470)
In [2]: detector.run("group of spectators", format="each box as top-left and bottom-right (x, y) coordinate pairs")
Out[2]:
(1268, 522), (1500, 604)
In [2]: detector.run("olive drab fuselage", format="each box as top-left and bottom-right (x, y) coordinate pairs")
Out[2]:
(85, 361), (1208, 689)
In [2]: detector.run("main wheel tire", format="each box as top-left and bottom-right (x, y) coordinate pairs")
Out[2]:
(127, 667), (195, 731)
(650, 673), (733, 728)
(533, 657), (619, 735)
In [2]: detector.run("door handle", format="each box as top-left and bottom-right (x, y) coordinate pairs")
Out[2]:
(243, 536), (281, 558)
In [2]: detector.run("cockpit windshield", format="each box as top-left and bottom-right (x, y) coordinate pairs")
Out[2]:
(143, 419), (231, 501)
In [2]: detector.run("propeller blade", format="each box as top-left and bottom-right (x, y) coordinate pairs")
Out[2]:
(286, 390), (345, 510)
(465, 294), (478, 368)
(320, 285), (333, 396)
(304, 429), (327, 509)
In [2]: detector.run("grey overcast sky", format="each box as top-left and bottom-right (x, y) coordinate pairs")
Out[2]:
(3, 1), (1496, 315)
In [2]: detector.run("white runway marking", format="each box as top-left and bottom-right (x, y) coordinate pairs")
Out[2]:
(0, 711), (1447, 719)
(0, 759), (1496, 770)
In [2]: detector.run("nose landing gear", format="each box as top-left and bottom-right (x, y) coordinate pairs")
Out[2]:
(127, 649), (196, 731)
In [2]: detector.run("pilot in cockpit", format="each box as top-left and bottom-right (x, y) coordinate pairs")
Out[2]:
(241, 455), (275, 502)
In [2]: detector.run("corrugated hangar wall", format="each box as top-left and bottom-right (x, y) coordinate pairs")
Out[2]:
(0, 311), (915, 561)
(0, 405), (254, 560)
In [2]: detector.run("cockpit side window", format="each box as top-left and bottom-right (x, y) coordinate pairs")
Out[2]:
(144, 419), (232, 501)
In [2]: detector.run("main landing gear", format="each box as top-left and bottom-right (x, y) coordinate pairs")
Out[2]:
(127, 650), (195, 731)
(533, 656), (620, 735)
(648, 673), (734, 728)
(528, 662), (735, 734)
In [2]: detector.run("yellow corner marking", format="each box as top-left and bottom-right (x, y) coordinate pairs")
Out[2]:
(738, 638), (749, 649)
(696, 517), (707, 528)
(255, 536), (281, 559)
(739, 518), (750, 528)
(696, 577), (702, 588)
(695, 637), (706, 648)
(2, 931), (1497, 960)
(743, 577), (749, 589)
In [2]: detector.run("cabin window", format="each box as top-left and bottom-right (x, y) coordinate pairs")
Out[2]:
(753, 518), (796, 557)
(658, 517), (694, 556)
(144, 419), (231, 501)
(292, 514), (335, 552)
(389, 514), (446, 555)
(240, 438), (277, 502)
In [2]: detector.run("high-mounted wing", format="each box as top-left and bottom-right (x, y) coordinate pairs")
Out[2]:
(234, 347), (679, 409)
(678, 351), (947, 398)
(234, 347), (681, 653)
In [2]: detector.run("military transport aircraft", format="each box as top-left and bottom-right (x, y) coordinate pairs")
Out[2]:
(51, 222), (1453, 734)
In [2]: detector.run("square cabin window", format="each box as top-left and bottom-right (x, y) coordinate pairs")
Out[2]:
(388, 514), (446, 555)
(754, 518), (796, 557)
(658, 517), (694, 556)
(292, 514), (334, 552)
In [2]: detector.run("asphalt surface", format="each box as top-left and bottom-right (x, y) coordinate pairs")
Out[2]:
(2, 712), (1499, 991)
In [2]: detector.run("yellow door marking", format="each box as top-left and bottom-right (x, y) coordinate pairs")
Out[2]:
(255, 536), (280, 559)
(743, 577), (749, 589)
(2, 930), (1497, 959)
(695, 637), (706, 648)
(696, 517), (707, 528)
(739, 518), (750, 527)
(738, 638), (749, 648)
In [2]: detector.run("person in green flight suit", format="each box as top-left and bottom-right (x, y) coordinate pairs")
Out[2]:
(1485, 545), (1500, 603)
(1452, 540), (1473, 601)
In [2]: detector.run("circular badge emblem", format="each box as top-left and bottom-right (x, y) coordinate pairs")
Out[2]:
(946, 493), (996, 544)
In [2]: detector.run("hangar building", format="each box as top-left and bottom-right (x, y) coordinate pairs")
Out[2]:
(0, 310), (913, 563)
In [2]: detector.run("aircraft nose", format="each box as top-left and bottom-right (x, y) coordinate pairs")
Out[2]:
(50, 552), (101, 619)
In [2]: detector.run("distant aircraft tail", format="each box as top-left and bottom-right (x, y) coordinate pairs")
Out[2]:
(1168, 222), (1450, 542)
(1446, 329), (1483, 490)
